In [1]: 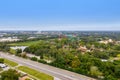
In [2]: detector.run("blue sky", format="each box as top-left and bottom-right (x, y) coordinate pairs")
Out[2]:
(0, 0), (120, 31)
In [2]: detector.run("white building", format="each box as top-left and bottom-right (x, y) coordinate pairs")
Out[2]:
(10, 46), (28, 52)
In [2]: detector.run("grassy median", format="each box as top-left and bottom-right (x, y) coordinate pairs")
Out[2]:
(18, 66), (54, 80)
(4, 59), (18, 67)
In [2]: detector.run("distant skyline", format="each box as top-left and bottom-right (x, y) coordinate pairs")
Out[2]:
(0, 0), (120, 31)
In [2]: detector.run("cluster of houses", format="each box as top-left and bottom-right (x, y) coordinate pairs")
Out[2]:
(99, 39), (113, 44)
(78, 39), (118, 53)
(78, 44), (95, 53)
(99, 38), (120, 45)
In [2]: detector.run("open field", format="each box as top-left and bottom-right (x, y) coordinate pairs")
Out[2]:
(18, 66), (54, 80)
(4, 59), (18, 67)
(9, 40), (42, 46)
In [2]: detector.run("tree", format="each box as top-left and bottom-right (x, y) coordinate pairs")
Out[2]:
(16, 49), (22, 54)
(90, 66), (102, 78)
(114, 45), (120, 50)
(115, 65), (120, 78)
(35, 49), (44, 59)
(92, 51), (109, 59)
(104, 75), (117, 80)
(65, 53), (74, 66)
(0, 43), (10, 52)
(71, 57), (80, 68)
(16, 49), (22, 56)
(0, 69), (20, 80)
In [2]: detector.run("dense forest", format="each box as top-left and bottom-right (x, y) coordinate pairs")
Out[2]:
(23, 38), (120, 80)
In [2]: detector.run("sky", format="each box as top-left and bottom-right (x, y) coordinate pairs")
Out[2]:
(0, 0), (120, 31)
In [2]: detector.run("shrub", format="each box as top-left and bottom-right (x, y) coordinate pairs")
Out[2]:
(31, 57), (38, 61)
(38, 59), (47, 64)
(0, 58), (4, 63)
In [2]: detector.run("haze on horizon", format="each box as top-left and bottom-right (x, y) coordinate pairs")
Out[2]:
(0, 0), (120, 31)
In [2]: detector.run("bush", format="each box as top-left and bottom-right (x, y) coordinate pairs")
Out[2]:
(16, 49), (22, 56)
(0, 58), (4, 63)
(38, 59), (47, 64)
(31, 57), (38, 61)
(20, 53), (27, 58)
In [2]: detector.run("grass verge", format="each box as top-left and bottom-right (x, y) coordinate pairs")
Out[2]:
(18, 66), (54, 80)
(4, 59), (18, 67)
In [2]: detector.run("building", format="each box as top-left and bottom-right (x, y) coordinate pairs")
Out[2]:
(78, 46), (87, 52)
(10, 46), (28, 52)
(99, 39), (113, 44)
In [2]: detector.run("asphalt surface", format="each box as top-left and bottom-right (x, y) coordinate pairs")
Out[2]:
(0, 52), (96, 80)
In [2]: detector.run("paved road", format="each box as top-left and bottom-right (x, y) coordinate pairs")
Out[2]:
(0, 52), (95, 80)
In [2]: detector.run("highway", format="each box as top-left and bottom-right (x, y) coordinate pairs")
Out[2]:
(0, 52), (95, 80)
